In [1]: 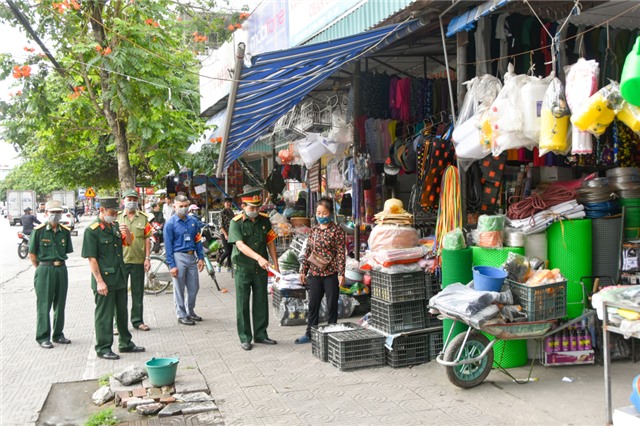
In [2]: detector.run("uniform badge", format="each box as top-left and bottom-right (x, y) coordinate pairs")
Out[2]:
(42, 239), (51, 243)
(61, 239), (65, 244)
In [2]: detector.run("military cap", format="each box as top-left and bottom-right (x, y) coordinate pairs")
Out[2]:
(122, 189), (139, 199)
(238, 187), (263, 206)
(45, 200), (64, 212)
(100, 197), (120, 210)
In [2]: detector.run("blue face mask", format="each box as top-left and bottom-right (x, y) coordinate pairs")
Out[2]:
(316, 216), (331, 225)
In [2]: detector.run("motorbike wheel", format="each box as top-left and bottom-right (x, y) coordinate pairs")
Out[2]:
(145, 256), (172, 294)
(18, 241), (29, 259)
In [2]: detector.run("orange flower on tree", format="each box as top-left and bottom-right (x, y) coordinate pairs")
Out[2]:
(23, 47), (35, 53)
(12, 65), (31, 79)
(227, 24), (235, 31)
(234, 23), (242, 29)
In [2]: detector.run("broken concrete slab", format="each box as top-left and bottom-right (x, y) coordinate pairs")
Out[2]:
(158, 401), (218, 417)
(91, 385), (114, 406)
(136, 402), (164, 416)
(173, 392), (214, 403)
(126, 398), (155, 411)
(173, 375), (208, 394)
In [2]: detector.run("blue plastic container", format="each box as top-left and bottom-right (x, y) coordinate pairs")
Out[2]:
(472, 266), (507, 292)
(631, 374), (640, 412)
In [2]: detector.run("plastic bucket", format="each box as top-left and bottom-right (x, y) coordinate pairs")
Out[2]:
(472, 266), (507, 292)
(145, 357), (179, 387)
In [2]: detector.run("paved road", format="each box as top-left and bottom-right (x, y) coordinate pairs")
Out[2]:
(0, 215), (635, 425)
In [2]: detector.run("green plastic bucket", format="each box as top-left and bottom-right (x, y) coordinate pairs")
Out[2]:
(145, 357), (179, 387)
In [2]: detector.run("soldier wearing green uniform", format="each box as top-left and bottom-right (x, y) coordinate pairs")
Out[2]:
(82, 197), (145, 360)
(117, 189), (152, 331)
(29, 200), (73, 349)
(228, 189), (280, 351)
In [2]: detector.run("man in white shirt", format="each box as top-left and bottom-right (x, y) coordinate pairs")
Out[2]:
(163, 197), (174, 220)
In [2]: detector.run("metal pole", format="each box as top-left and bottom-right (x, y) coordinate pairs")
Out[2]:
(353, 61), (362, 261)
(216, 42), (245, 178)
(603, 301), (612, 425)
(439, 1), (459, 125)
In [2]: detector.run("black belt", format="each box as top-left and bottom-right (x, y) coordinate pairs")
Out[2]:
(180, 250), (194, 255)
(39, 261), (65, 267)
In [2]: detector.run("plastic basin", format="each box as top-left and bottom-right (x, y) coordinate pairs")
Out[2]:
(472, 266), (507, 292)
(145, 357), (179, 387)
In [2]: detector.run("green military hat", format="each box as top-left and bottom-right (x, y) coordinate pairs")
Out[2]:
(122, 189), (139, 199)
(100, 197), (119, 210)
(238, 187), (263, 206)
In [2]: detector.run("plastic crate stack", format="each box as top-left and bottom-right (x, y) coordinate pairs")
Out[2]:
(369, 269), (444, 368)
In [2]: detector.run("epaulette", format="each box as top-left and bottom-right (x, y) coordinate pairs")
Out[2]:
(34, 223), (46, 230)
(259, 212), (269, 218)
(142, 211), (153, 220)
(89, 222), (100, 230)
(232, 214), (244, 221)
(60, 224), (70, 231)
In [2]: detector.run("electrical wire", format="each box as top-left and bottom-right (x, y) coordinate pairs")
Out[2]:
(466, 162), (482, 213)
(507, 185), (577, 220)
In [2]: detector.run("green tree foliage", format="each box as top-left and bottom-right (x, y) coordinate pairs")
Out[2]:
(0, 0), (239, 191)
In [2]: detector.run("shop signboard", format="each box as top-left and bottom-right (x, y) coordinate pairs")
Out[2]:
(246, 0), (289, 57)
(288, 0), (364, 46)
(199, 41), (236, 115)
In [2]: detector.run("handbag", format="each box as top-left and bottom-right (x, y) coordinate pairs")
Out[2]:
(307, 231), (331, 270)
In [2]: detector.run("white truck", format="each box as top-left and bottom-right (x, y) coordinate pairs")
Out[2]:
(51, 190), (76, 209)
(6, 190), (36, 226)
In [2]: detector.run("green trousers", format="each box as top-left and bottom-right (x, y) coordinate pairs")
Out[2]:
(34, 265), (68, 343)
(234, 266), (269, 344)
(94, 287), (135, 355)
(124, 263), (145, 327)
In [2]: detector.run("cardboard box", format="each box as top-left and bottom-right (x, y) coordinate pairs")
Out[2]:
(539, 166), (573, 183)
(542, 349), (595, 366)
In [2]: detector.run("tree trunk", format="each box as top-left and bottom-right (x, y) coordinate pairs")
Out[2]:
(88, 0), (134, 192)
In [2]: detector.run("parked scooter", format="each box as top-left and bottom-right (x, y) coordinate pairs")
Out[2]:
(17, 232), (29, 259)
(149, 220), (164, 254)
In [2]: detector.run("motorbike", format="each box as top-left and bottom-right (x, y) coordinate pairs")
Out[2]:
(149, 220), (164, 254)
(17, 232), (29, 259)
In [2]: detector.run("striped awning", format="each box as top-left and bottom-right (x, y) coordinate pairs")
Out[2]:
(221, 18), (426, 170)
(446, 0), (511, 38)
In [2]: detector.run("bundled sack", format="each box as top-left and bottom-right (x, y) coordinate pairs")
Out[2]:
(372, 245), (429, 267)
(442, 228), (466, 250)
(571, 82), (624, 136)
(565, 58), (599, 154)
(475, 214), (505, 248)
(539, 77), (571, 156)
(368, 224), (419, 252)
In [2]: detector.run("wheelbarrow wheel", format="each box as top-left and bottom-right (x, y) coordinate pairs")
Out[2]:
(444, 331), (493, 389)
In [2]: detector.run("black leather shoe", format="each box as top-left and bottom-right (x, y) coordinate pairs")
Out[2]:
(98, 351), (120, 360)
(179, 318), (195, 326)
(240, 342), (252, 351)
(189, 314), (203, 322)
(120, 345), (145, 353)
(40, 341), (53, 349)
(53, 337), (71, 344)
(255, 338), (277, 345)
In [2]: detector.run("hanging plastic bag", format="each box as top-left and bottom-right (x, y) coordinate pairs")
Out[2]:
(489, 65), (538, 156)
(296, 133), (328, 167)
(456, 75), (503, 127)
(539, 77), (571, 156)
(327, 158), (345, 189)
(571, 82), (624, 136)
(521, 74), (553, 142)
(564, 58), (600, 154)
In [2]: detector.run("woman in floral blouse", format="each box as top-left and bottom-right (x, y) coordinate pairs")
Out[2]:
(295, 198), (346, 344)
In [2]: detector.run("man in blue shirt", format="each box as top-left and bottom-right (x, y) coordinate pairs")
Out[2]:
(163, 194), (205, 325)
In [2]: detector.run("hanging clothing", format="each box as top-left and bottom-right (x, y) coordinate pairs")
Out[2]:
(475, 16), (491, 75)
(495, 13), (511, 78)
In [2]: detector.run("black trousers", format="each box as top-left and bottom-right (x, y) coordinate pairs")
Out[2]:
(306, 274), (339, 337)
(219, 236), (232, 268)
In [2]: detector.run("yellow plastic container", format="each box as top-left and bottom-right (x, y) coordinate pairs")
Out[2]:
(618, 102), (640, 133)
(571, 93), (615, 134)
(540, 109), (569, 152)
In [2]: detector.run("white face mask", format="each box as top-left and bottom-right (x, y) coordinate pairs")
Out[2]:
(103, 215), (117, 224)
(176, 207), (189, 217)
(48, 213), (61, 225)
(125, 201), (137, 211)
(245, 209), (259, 219)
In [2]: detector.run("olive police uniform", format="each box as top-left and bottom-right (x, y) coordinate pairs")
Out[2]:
(82, 216), (137, 356)
(29, 221), (73, 344)
(117, 208), (152, 328)
(228, 211), (277, 344)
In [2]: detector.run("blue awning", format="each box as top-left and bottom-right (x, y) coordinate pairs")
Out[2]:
(221, 18), (426, 170)
(446, 0), (512, 38)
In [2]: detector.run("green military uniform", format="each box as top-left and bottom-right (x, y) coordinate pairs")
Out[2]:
(228, 212), (277, 344)
(117, 209), (152, 328)
(82, 218), (137, 356)
(29, 222), (73, 344)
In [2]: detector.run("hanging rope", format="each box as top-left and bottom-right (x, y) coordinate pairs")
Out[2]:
(435, 165), (463, 254)
(507, 185), (577, 220)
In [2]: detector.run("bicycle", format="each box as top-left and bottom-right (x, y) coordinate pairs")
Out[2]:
(144, 253), (220, 295)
